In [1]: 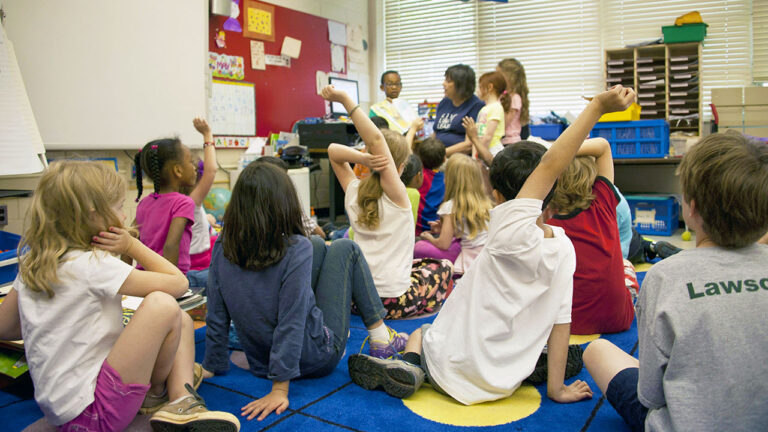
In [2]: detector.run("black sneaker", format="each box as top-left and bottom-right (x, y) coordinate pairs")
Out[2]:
(653, 241), (682, 259)
(525, 344), (583, 385)
(348, 354), (424, 399)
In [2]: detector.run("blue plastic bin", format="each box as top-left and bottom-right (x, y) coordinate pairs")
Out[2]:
(0, 231), (21, 285)
(589, 120), (670, 159)
(530, 124), (566, 140)
(626, 195), (679, 236)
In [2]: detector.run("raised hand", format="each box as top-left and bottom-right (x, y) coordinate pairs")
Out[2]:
(320, 85), (348, 104)
(193, 117), (211, 135)
(462, 117), (478, 140)
(593, 85), (635, 114)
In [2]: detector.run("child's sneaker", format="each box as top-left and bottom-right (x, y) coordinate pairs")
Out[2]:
(140, 363), (204, 415)
(149, 384), (240, 431)
(348, 354), (424, 399)
(368, 326), (409, 359)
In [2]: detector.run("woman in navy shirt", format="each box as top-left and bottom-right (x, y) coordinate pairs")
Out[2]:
(434, 64), (485, 156)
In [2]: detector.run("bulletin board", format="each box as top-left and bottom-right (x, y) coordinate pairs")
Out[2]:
(209, 1), (336, 136)
(210, 80), (256, 136)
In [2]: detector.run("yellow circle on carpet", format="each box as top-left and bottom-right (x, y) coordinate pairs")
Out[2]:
(402, 384), (541, 426)
(569, 333), (601, 345)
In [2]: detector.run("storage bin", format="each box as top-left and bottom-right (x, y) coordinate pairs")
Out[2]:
(626, 195), (679, 236)
(589, 120), (670, 159)
(0, 231), (21, 286)
(598, 103), (641, 122)
(529, 124), (566, 140)
(662, 23), (707, 43)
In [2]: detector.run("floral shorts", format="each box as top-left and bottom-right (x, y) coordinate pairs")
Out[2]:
(381, 258), (454, 319)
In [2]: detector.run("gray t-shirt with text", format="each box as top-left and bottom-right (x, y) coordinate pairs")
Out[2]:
(636, 244), (768, 431)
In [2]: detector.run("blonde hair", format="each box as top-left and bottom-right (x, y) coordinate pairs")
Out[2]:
(550, 156), (597, 214)
(18, 161), (127, 297)
(444, 154), (492, 239)
(356, 129), (409, 229)
(497, 58), (530, 124)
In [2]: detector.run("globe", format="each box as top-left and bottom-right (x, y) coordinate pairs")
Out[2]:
(203, 187), (232, 221)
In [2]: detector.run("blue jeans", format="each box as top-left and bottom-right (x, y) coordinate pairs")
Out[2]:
(187, 269), (208, 294)
(310, 236), (387, 354)
(229, 236), (387, 354)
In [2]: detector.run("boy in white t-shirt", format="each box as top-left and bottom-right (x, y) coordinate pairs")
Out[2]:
(348, 86), (635, 405)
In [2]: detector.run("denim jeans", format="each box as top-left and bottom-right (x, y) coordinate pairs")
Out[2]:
(186, 269), (208, 294)
(309, 236), (387, 353)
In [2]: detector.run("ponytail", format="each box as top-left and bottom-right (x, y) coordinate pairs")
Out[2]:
(135, 138), (183, 200)
(134, 151), (143, 202)
(499, 89), (512, 113)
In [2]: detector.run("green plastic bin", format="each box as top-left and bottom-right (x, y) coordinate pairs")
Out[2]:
(662, 23), (707, 43)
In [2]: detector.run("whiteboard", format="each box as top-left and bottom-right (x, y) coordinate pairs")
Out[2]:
(209, 80), (256, 136)
(0, 23), (44, 176)
(2, 0), (208, 150)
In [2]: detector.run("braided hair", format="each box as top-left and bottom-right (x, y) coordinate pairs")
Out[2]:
(134, 138), (183, 202)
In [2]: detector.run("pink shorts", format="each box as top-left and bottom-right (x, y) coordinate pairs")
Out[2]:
(59, 360), (150, 432)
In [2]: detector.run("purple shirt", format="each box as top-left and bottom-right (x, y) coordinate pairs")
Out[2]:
(135, 192), (195, 273)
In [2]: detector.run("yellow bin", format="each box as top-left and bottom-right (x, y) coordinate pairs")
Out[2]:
(599, 103), (641, 122)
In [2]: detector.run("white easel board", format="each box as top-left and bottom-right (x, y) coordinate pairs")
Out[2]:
(209, 80), (256, 136)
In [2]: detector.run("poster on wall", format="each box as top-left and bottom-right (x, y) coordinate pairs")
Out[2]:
(209, 52), (245, 80)
(250, 40), (266, 70)
(243, 0), (275, 42)
(209, 80), (256, 136)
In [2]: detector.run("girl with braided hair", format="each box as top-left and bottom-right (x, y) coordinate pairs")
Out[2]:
(134, 121), (202, 286)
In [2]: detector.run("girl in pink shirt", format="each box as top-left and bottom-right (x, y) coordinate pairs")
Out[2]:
(497, 58), (530, 145)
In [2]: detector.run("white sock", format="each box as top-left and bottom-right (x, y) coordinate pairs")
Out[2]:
(169, 395), (189, 405)
(368, 324), (390, 342)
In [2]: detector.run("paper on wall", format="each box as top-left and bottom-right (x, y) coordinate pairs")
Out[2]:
(316, 71), (329, 94)
(347, 24), (363, 51)
(331, 44), (345, 73)
(250, 40), (265, 70)
(265, 54), (291, 67)
(328, 20), (347, 46)
(281, 36), (302, 59)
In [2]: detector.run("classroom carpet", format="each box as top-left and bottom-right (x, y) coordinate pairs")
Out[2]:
(0, 272), (647, 432)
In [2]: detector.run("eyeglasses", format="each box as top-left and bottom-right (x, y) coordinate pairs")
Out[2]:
(384, 82), (402, 88)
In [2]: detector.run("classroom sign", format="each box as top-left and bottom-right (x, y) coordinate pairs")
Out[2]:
(209, 52), (245, 80)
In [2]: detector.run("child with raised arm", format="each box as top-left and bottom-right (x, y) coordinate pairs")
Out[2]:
(345, 86), (635, 405)
(0, 161), (238, 431)
(583, 131), (768, 432)
(187, 117), (218, 275)
(547, 138), (635, 334)
(322, 85), (453, 319)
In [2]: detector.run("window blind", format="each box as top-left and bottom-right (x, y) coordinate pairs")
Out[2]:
(754, 1), (768, 82)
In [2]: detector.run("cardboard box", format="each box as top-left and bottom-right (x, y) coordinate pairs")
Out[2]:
(744, 105), (768, 126)
(745, 87), (768, 105)
(712, 87), (743, 106)
(717, 106), (743, 127)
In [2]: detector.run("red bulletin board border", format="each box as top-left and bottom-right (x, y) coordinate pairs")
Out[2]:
(209, 1), (336, 136)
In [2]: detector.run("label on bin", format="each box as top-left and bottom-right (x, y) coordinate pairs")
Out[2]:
(635, 208), (657, 224)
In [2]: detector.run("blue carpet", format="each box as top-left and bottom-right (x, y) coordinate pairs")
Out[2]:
(0, 274), (646, 431)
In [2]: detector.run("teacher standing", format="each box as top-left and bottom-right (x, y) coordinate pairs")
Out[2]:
(433, 64), (485, 157)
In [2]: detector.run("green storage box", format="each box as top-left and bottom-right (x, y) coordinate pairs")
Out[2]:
(662, 23), (707, 43)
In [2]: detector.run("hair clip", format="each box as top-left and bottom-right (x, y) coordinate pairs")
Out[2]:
(502, 90), (508, 95)
(151, 145), (158, 150)
(137, 149), (142, 153)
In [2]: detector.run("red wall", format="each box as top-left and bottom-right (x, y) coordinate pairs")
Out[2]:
(209, 2), (332, 136)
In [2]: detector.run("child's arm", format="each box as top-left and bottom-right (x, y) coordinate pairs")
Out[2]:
(0, 288), (22, 341)
(462, 117), (495, 166)
(517, 86), (634, 201)
(327, 144), (381, 192)
(202, 245), (230, 376)
(546, 323), (593, 403)
(445, 140), (472, 157)
(242, 380), (290, 421)
(92, 226), (188, 298)
(405, 118), (424, 151)
(576, 137), (614, 183)
(321, 85), (410, 208)
(419, 214), (456, 250)
(162, 218), (188, 267)
(189, 117), (217, 207)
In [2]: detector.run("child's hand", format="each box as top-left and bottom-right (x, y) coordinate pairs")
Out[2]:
(241, 391), (289, 421)
(592, 85), (635, 114)
(547, 380), (593, 404)
(412, 118), (424, 131)
(92, 227), (137, 256)
(193, 117), (211, 135)
(419, 231), (435, 241)
(462, 117), (478, 139)
(428, 219), (442, 235)
(364, 153), (389, 172)
(320, 85), (348, 103)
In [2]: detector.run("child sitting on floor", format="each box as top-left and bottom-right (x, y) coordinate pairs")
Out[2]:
(415, 153), (492, 274)
(202, 160), (408, 422)
(323, 85), (453, 319)
(346, 85), (635, 404)
(133, 121), (209, 290)
(547, 138), (635, 335)
(0, 161), (238, 431)
(413, 137), (447, 235)
(584, 131), (768, 432)
(400, 153), (424, 225)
